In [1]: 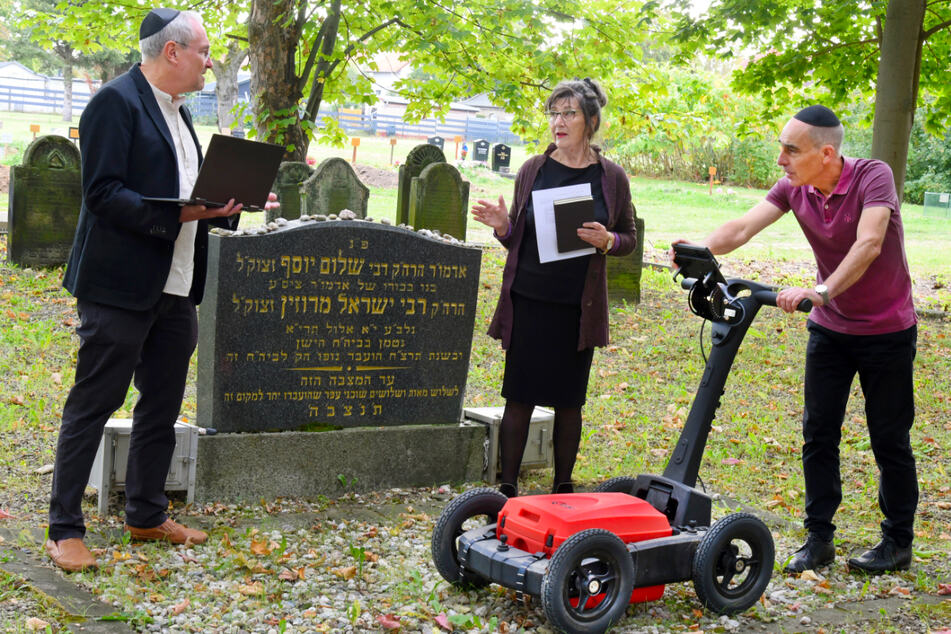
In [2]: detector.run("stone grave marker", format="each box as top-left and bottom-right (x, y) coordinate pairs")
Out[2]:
(396, 144), (446, 226)
(300, 157), (369, 219)
(606, 214), (645, 304)
(427, 135), (445, 150)
(197, 219), (482, 433)
(268, 161), (313, 222)
(8, 135), (81, 267)
(491, 143), (511, 172)
(408, 162), (470, 241)
(473, 139), (490, 163)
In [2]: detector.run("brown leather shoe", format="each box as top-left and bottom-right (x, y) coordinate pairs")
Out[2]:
(45, 538), (98, 572)
(125, 519), (208, 545)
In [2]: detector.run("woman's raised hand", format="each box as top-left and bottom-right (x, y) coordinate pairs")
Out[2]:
(471, 195), (510, 235)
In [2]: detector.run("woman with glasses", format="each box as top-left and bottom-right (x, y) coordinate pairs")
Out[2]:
(471, 78), (637, 497)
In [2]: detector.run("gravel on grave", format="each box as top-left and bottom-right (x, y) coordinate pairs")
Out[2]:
(40, 485), (929, 634)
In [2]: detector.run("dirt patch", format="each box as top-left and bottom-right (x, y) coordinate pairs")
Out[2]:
(0, 165), (9, 194)
(353, 163), (398, 189)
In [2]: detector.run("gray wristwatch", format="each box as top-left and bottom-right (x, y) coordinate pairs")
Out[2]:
(815, 284), (830, 304)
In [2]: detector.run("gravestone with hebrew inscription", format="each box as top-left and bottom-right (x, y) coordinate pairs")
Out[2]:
(8, 135), (82, 267)
(491, 143), (511, 173)
(408, 162), (470, 241)
(396, 144), (446, 226)
(197, 219), (481, 433)
(300, 157), (369, 219)
(473, 139), (490, 163)
(427, 135), (445, 150)
(268, 161), (313, 222)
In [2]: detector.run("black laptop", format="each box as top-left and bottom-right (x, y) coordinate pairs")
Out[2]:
(143, 134), (285, 211)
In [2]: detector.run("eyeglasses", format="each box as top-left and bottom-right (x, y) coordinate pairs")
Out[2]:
(175, 41), (211, 62)
(545, 109), (579, 122)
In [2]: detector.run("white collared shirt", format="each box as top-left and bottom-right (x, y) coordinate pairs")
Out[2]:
(148, 82), (200, 297)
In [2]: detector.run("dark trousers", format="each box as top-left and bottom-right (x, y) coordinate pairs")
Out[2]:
(802, 321), (918, 547)
(48, 294), (198, 541)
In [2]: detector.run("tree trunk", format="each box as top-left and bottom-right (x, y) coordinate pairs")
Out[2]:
(213, 43), (247, 133)
(870, 0), (926, 199)
(60, 45), (74, 122)
(248, 0), (307, 160)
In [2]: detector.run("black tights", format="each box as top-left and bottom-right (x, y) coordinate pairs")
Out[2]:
(499, 400), (582, 492)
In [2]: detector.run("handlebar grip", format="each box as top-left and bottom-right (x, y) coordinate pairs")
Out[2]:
(797, 298), (813, 312)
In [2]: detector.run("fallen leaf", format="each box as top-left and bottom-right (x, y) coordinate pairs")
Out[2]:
(238, 582), (263, 595)
(0, 509), (14, 520)
(799, 569), (821, 582)
(25, 617), (49, 631)
(377, 613), (401, 630)
(938, 582), (951, 595)
(171, 598), (190, 615)
(435, 613), (452, 631)
(278, 568), (298, 581)
(250, 537), (273, 556)
(332, 565), (357, 580)
(721, 457), (741, 465)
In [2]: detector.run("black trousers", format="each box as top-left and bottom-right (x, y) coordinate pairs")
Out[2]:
(801, 321), (918, 547)
(48, 294), (198, 540)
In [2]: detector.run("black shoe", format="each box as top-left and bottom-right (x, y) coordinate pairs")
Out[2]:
(552, 482), (574, 494)
(498, 483), (518, 498)
(783, 534), (835, 573)
(847, 537), (912, 574)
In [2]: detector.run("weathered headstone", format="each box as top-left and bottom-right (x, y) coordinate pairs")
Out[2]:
(300, 157), (369, 219)
(408, 162), (470, 241)
(268, 161), (313, 222)
(606, 215), (646, 304)
(8, 135), (81, 267)
(197, 219), (482, 433)
(396, 144), (446, 226)
(473, 139), (490, 163)
(491, 143), (511, 172)
(427, 135), (445, 150)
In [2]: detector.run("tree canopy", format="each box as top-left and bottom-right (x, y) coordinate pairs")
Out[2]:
(669, 0), (951, 194)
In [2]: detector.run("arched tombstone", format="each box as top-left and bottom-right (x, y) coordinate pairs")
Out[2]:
(8, 135), (81, 267)
(408, 162), (470, 241)
(268, 161), (314, 222)
(396, 144), (446, 226)
(300, 157), (369, 218)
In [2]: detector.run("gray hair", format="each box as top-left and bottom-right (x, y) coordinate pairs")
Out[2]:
(807, 123), (845, 154)
(545, 78), (609, 141)
(140, 11), (203, 61)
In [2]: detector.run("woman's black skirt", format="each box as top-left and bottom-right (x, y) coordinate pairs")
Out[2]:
(501, 293), (595, 408)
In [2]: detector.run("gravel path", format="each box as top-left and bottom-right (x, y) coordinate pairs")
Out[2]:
(2, 484), (947, 633)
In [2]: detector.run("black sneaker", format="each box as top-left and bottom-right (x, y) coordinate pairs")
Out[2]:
(783, 534), (835, 573)
(847, 537), (912, 574)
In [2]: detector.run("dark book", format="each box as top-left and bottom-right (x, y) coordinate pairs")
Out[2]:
(553, 195), (595, 252)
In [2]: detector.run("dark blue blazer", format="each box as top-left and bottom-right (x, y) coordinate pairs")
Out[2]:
(63, 64), (237, 310)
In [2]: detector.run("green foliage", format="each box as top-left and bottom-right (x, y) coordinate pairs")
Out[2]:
(608, 67), (781, 187)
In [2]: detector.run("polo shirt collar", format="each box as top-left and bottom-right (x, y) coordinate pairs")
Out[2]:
(807, 156), (853, 198)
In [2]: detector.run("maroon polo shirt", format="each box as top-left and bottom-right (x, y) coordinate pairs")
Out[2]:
(766, 157), (916, 335)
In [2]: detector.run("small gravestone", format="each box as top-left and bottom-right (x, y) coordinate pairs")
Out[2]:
(300, 157), (369, 219)
(397, 144), (446, 226)
(408, 163), (470, 241)
(473, 139), (490, 163)
(197, 220), (482, 432)
(606, 215), (645, 304)
(268, 161), (313, 222)
(8, 135), (81, 267)
(427, 135), (445, 150)
(491, 143), (511, 173)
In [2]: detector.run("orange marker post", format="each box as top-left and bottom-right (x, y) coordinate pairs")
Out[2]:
(351, 137), (360, 164)
(453, 135), (463, 160)
(30, 124), (41, 139)
(708, 166), (717, 195)
(389, 136), (397, 165)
